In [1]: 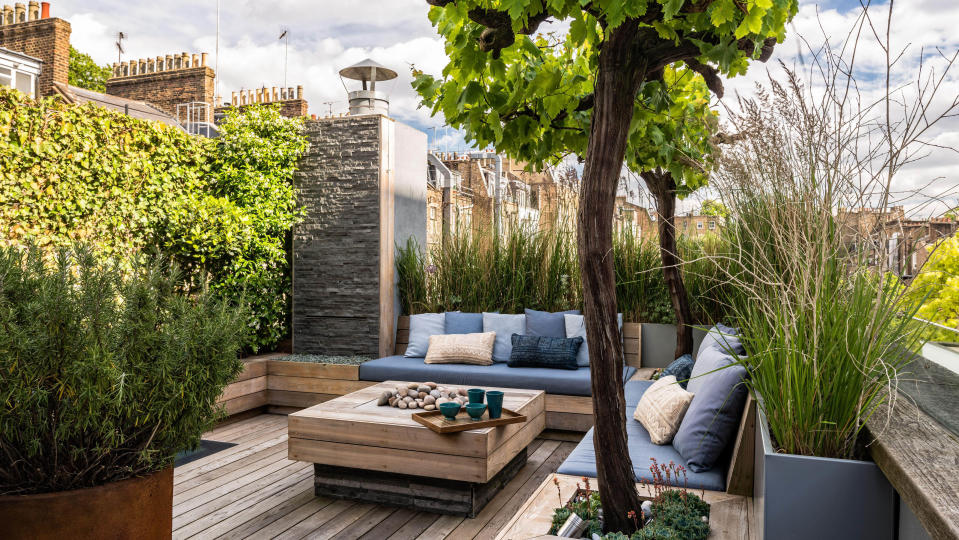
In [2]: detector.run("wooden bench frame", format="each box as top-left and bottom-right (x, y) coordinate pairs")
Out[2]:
(219, 317), (655, 431)
(219, 324), (757, 497)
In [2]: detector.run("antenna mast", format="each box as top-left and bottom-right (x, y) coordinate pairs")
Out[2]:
(115, 32), (126, 64)
(279, 29), (289, 88)
(214, 0), (220, 105)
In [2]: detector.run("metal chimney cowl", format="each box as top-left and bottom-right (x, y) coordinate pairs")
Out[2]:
(338, 58), (398, 116)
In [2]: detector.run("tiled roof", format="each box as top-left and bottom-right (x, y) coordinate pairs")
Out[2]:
(52, 82), (183, 129)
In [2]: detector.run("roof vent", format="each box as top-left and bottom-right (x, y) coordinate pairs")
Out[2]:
(338, 58), (397, 117)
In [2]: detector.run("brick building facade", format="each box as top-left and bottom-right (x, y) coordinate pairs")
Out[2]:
(0, 2), (69, 97)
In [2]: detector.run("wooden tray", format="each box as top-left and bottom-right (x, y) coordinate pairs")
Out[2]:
(411, 408), (527, 434)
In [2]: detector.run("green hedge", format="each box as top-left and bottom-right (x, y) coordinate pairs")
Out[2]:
(0, 88), (307, 352)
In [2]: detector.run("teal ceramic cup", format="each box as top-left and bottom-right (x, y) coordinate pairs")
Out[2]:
(439, 402), (461, 421)
(465, 403), (487, 420)
(467, 388), (485, 404)
(486, 390), (504, 419)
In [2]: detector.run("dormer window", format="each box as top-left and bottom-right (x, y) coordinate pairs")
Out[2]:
(0, 49), (42, 99)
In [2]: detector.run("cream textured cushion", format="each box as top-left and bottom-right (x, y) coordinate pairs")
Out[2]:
(425, 332), (496, 365)
(633, 375), (694, 445)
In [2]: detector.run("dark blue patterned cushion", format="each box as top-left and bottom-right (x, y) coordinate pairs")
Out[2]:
(507, 334), (583, 370)
(661, 354), (695, 388)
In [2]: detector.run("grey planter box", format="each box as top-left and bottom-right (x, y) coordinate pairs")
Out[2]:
(640, 323), (707, 368)
(753, 408), (895, 540)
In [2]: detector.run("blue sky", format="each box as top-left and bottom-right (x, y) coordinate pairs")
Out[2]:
(54, 0), (959, 215)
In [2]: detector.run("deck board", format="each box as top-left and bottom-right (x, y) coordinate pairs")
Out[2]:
(173, 413), (752, 539)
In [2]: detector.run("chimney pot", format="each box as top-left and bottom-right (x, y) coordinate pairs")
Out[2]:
(311, 114), (317, 120)
(296, 85), (303, 99)
(192, 53), (198, 67)
(272, 86), (278, 102)
(201, 52), (208, 67)
(14, 3), (25, 23)
(27, 0), (36, 20)
(181, 52), (188, 68)
(39, 0), (47, 18)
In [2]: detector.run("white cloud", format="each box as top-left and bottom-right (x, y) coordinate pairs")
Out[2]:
(51, 0), (959, 215)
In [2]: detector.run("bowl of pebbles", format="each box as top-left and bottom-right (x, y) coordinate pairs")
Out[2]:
(375, 382), (471, 411)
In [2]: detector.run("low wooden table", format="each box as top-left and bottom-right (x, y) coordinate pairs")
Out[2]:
(288, 381), (546, 517)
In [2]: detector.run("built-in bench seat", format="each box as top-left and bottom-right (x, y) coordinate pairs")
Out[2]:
(557, 380), (729, 492)
(360, 356), (637, 397)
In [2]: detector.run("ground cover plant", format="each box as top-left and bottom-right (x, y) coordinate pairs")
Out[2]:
(0, 88), (307, 352)
(548, 461), (709, 539)
(0, 245), (248, 495)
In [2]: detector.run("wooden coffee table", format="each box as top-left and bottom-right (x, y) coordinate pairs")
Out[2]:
(288, 381), (546, 517)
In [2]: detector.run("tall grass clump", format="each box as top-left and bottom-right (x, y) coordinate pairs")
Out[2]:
(713, 64), (936, 459)
(398, 221), (733, 325)
(397, 224), (581, 314)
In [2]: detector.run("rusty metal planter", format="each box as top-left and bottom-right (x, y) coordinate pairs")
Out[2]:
(0, 467), (172, 539)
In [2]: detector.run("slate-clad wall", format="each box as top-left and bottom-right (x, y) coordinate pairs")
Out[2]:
(293, 115), (384, 356)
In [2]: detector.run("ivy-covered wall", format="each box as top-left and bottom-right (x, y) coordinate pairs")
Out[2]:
(0, 88), (308, 352)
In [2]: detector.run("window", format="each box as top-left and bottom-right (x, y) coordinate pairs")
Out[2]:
(697, 221), (704, 230)
(429, 206), (437, 220)
(708, 220), (716, 230)
(0, 51), (41, 99)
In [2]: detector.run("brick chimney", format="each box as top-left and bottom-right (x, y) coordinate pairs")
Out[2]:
(217, 84), (310, 118)
(104, 50), (214, 116)
(0, 1), (70, 97)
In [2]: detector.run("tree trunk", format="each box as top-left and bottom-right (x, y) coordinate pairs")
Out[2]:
(642, 169), (694, 358)
(578, 24), (645, 535)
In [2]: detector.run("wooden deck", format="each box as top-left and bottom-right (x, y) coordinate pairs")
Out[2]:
(173, 413), (579, 539)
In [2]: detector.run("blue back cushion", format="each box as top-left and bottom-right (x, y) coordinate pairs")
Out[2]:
(564, 313), (624, 367)
(483, 313), (526, 363)
(507, 334), (583, 370)
(445, 312), (484, 334)
(525, 308), (581, 338)
(673, 346), (748, 472)
(697, 323), (745, 358)
(404, 313), (446, 357)
(660, 353), (695, 388)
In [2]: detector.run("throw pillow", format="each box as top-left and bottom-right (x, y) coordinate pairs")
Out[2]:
(507, 334), (583, 370)
(445, 312), (484, 334)
(633, 375), (695, 445)
(697, 323), (745, 358)
(425, 332), (496, 365)
(404, 313), (446, 358)
(525, 308), (581, 338)
(672, 347), (748, 472)
(483, 313), (526, 363)
(661, 354), (695, 388)
(564, 313), (624, 367)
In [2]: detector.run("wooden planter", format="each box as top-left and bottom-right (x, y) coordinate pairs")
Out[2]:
(0, 467), (173, 540)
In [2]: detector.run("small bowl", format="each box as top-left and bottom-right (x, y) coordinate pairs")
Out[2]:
(439, 402), (461, 420)
(465, 403), (487, 420)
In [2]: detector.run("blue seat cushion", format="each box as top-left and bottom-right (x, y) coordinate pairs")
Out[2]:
(556, 380), (728, 492)
(360, 356), (636, 397)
